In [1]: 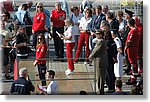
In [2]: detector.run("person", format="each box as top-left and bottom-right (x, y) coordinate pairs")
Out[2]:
(70, 6), (83, 56)
(100, 20), (116, 92)
(18, 1), (33, 11)
(90, 5), (106, 49)
(80, 0), (93, 14)
(91, 5), (105, 33)
(59, 0), (69, 17)
(33, 34), (48, 86)
(106, 12), (121, 40)
(112, 79), (128, 95)
(32, 2), (46, 48)
(125, 18), (139, 85)
(102, 5), (109, 15)
(133, 16), (143, 76)
(14, 3), (32, 42)
(2, 11), (16, 36)
(38, 70), (58, 95)
(74, 8), (92, 64)
(0, 21), (13, 80)
(15, 26), (29, 59)
(116, 10), (126, 38)
(123, 9), (134, 74)
(111, 30), (124, 80)
(79, 90), (87, 95)
(51, 2), (66, 59)
(10, 68), (35, 95)
(59, 19), (75, 75)
(89, 30), (108, 95)
(46, 70), (58, 94)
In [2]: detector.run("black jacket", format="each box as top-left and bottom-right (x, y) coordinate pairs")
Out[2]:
(10, 77), (35, 95)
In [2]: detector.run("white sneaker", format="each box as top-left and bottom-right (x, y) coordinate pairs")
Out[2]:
(65, 70), (74, 75)
(65, 69), (70, 74)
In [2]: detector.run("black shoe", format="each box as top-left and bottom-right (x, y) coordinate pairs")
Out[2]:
(125, 69), (131, 73)
(126, 80), (137, 85)
(5, 75), (13, 80)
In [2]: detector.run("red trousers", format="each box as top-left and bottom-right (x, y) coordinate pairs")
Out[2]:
(127, 47), (138, 73)
(66, 43), (75, 71)
(75, 32), (90, 62)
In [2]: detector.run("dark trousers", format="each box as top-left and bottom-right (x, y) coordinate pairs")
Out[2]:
(105, 60), (115, 91)
(37, 64), (46, 86)
(33, 30), (45, 49)
(52, 27), (64, 58)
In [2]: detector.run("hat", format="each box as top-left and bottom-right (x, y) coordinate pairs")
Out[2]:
(125, 9), (134, 18)
(95, 29), (104, 36)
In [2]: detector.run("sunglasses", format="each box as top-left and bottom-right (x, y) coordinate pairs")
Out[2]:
(37, 6), (42, 8)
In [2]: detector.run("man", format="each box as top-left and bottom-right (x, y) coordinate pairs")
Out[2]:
(112, 80), (128, 95)
(125, 18), (140, 85)
(91, 5), (105, 34)
(10, 68), (35, 95)
(51, 2), (66, 59)
(38, 70), (58, 95)
(89, 30), (108, 95)
(106, 12), (121, 40)
(123, 9), (134, 74)
(0, 21), (12, 80)
(102, 5), (109, 15)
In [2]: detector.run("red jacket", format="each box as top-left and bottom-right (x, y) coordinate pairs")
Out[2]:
(36, 44), (47, 64)
(32, 12), (46, 33)
(126, 28), (139, 47)
(51, 9), (66, 28)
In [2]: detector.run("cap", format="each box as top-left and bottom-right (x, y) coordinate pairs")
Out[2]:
(95, 29), (104, 36)
(125, 9), (134, 18)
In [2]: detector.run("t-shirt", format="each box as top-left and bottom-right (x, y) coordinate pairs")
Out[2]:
(64, 25), (75, 43)
(71, 13), (83, 35)
(47, 80), (58, 95)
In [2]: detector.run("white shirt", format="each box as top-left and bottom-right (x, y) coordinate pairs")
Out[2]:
(79, 16), (92, 31)
(114, 37), (122, 53)
(47, 80), (58, 95)
(71, 13), (83, 35)
(64, 25), (75, 43)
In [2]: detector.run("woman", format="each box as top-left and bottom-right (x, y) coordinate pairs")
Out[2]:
(33, 34), (48, 86)
(32, 2), (46, 48)
(74, 8), (92, 64)
(70, 6), (83, 56)
(116, 10), (126, 38)
(111, 30), (123, 80)
(59, 19), (75, 75)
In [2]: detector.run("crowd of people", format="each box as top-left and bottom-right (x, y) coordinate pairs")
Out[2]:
(0, 0), (143, 95)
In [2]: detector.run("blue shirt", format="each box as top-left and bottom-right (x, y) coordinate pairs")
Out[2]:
(44, 9), (51, 29)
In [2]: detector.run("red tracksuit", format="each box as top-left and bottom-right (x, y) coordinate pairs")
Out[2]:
(51, 9), (66, 28)
(75, 32), (90, 62)
(36, 44), (47, 64)
(137, 24), (143, 72)
(126, 28), (139, 73)
(32, 12), (46, 33)
(66, 43), (75, 71)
